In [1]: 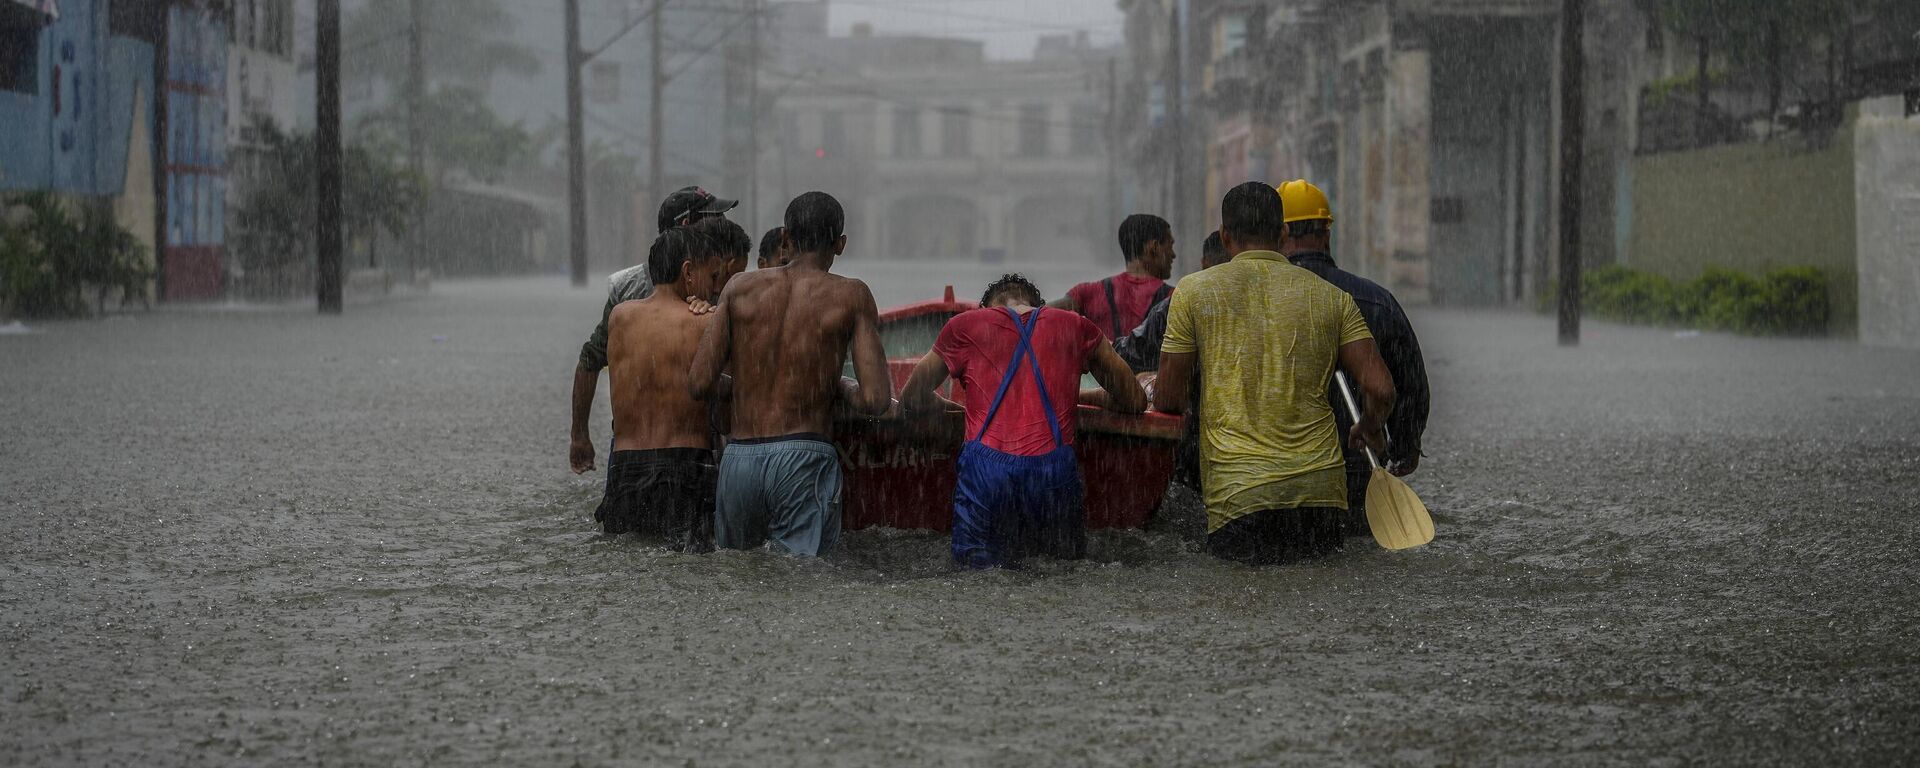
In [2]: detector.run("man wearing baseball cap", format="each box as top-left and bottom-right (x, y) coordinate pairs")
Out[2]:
(570, 186), (738, 475)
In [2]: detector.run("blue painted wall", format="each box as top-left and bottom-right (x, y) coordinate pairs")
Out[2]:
(0, 0), (155, 198)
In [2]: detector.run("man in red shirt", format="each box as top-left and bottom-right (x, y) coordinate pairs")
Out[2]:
(1050, 214), (1178, 341)
(902, 274), (1147, 568)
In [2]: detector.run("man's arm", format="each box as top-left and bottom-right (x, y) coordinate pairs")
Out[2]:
(844, 284), (893, 416)
(1381, 301), (1430, 475)
(1087, 340), (1147, 414)
(569, 363), (599, 473)
(1046, 296), (1077, 311)
(1153, 351), (1196, 414)
(568, 293), (620, 473)
(1336, 338), (1395, 458)
(687, 290), (735, 402)
(899, 352), (951, 413)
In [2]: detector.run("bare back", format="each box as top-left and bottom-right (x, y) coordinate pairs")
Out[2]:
(607, 295), (716, 451)
(700, 264), (887, 439)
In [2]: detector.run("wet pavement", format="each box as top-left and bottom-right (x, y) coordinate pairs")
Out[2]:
(3, 275), (1918, 766)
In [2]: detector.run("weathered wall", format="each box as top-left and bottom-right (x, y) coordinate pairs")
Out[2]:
(1854, 97), (1920, 350)
(1627, 132), (1858, 334)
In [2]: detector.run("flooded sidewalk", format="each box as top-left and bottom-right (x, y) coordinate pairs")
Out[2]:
(2, 276), (1917, 766)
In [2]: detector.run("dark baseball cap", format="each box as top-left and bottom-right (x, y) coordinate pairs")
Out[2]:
(658, 186), (738, 232)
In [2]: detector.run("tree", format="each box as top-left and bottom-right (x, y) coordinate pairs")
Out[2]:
(355, 85), (538, 186)
(230, 119), (427, 297)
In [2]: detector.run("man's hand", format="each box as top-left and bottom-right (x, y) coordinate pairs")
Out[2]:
(1349, 421), (1387, 461)
(569, 434), (596, 474)
(685, 295), (716, 315)
(1389, 453), (1420, 477)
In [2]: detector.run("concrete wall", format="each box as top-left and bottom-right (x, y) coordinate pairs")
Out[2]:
(1855, 97), (1920, 350)
(1626, 133), (1858, 334)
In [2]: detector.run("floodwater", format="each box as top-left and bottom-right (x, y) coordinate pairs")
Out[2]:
(3, 275), (1918, 766)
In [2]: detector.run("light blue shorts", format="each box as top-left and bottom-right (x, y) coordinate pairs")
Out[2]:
(714, 436), (842, 556)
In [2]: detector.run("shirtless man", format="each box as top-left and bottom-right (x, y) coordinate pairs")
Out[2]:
(595, 228), (732, 550)
(688, 191), (892, 557)
(757, 226), (794, 269)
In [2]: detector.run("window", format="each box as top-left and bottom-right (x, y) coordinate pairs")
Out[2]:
(893, 107), (921, 157)
(1018, 103), (1048, 157)
(1070, 103), (1099, 155)
(940, 106), (970, 157)
(1218, 15), (1247, 57)
(0, 3), (41, 94)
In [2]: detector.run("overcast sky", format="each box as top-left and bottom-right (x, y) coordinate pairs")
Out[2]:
(825, 0), (1125, 60)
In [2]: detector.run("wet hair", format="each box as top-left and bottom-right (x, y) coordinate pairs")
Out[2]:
(1220, 181), (1286, 246)
(1117, 213), (1172, 262)
(647, 227), (719, 285)
(784, 191), (844, 253)
(979, 273), (1044, 308)
(758, 226), (785, 262)
(1201, 231), (1226, 262)
(1287, 219), (1331, 239)
(691, 216), (752, 261)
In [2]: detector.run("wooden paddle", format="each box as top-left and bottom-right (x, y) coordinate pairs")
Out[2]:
(1334, 371), (1434, 551)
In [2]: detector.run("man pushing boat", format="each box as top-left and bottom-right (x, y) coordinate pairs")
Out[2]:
(595, 228), (733, 550)
(687, 191), (894, 557)
(901, 274), (1146, 568)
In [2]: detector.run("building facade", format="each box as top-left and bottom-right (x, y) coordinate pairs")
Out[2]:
(0, 0), (233, 301)
(764, 15), (1119, 265)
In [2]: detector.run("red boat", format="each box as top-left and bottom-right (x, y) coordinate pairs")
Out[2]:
(831, 288), (1187, 531)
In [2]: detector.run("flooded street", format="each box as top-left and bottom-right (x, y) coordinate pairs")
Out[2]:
(4, 275), (1918, 766)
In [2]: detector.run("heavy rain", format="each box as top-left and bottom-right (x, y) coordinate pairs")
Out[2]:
(3, 0), (1919, 765)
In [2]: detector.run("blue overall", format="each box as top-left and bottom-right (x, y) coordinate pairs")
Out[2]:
(951, 307), (1087, 568)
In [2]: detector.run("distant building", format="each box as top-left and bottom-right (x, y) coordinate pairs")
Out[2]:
(765, 12), (1120, 264)
(0, 0), (231, 301)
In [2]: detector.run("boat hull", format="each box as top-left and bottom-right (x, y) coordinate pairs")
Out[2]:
(831, 296), (1184, 531)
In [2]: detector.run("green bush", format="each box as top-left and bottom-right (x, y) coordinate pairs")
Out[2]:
(0, 193), (152, 318)
(1586, 265), (1683, 325)
(1583, 264), (1830, 336)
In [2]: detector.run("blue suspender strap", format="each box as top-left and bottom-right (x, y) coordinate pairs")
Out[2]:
(972, 307), (1066, 449)
(1020, 309), (1065, 448)
(974, 307), (1037, 442)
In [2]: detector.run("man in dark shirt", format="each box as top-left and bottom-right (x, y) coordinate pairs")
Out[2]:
(570, 186), (737, 474)
(1277, 179), (1430, 535)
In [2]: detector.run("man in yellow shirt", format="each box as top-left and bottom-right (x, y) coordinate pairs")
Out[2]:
(1153, 182), (1396, 564)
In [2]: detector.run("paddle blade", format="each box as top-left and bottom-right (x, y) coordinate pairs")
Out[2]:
(1364, 468), (1434, 551)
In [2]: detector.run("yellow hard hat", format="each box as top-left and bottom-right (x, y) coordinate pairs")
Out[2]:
(1277, 179), (1334, 224)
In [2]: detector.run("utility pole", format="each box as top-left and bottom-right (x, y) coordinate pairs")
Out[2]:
(1557, 0), (1584, 346)
(649, 4), (665, 199)
(1106, 55), (1118, 234)
(747, 0), (761, 223)
(316, 0), (343, 314)
(565, 0), (589, 287)
(1170, 0), (1189, 251)
(406, 0), (426, 278)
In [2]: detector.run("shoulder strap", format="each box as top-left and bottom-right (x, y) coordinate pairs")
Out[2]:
(1151, 282), (1173, 308)
(1019, 309), (1065, 448)
(1101, 277), (1122, 338)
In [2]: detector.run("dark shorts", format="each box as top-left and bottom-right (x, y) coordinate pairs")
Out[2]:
(1340, 469), (1371, 537)
(594, 448), (716, 552)
(952, 441), (1086, 569)
(1207, 507), (1345, 566)
(714, 435), (842, 557)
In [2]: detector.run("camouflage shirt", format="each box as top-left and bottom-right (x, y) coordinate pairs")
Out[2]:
(578, 264), (656, 372)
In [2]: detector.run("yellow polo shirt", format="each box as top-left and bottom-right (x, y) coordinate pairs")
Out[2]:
(1161, 250), (1373, 532)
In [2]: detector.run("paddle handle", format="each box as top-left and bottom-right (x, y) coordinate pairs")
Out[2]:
(1334, 370), (1382, 471)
